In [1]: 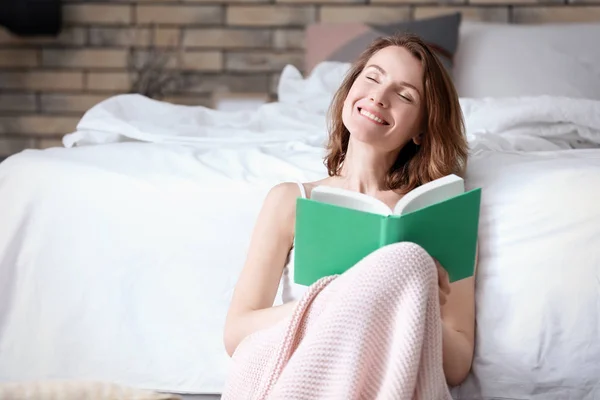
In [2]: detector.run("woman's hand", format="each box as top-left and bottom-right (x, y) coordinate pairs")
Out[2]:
(435, 259), (451, 308)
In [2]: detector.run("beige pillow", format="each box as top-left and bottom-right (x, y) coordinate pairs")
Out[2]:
(304, 13), (461, 74)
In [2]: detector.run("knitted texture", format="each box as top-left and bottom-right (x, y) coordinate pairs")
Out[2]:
(222, 242), (452, 400)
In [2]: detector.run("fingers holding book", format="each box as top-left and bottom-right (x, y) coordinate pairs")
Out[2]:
(435, 259), (451, 307)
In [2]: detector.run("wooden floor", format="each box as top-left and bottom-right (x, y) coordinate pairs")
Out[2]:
(177, 394), (221, 399)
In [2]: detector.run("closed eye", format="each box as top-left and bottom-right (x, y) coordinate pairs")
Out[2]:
(366, 76), (378, 83)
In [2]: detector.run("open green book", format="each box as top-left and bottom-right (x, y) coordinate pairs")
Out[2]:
(293, 174), (481, 287)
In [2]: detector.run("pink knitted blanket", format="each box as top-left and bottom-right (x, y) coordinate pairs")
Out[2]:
(222, 242), (453, 399)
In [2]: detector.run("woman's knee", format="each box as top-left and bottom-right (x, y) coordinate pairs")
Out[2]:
(375, 242), (432, 264)
(360, 242), (436, 281)
(340, 242), (436, 300)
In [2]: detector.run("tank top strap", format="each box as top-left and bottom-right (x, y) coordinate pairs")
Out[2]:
(296, 182), (307, 199)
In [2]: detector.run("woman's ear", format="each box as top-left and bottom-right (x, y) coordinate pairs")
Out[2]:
(412, 133), (423, 145)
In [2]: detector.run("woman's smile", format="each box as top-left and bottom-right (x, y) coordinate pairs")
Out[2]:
(357, 106), (389, 125)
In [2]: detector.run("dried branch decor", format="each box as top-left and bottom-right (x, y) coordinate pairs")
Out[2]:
(128, 24), (185, 100)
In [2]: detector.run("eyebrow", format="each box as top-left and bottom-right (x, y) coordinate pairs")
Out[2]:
(365, 64), (421, 98)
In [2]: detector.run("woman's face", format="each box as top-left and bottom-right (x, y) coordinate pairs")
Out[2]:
(342, 45), (425, 152)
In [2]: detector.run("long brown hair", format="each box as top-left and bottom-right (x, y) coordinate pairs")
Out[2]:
(324, 33), (468, 193)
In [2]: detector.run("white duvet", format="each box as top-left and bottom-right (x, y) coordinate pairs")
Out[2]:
(64, 62), (600, 153)
(0, 62), (599, 398)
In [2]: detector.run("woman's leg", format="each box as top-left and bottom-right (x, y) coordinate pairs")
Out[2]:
(267, 242), (450, 399)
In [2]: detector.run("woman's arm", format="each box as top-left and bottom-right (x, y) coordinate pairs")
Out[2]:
(223, 183), (300, 357)
(440, 276), (475, 386)
(440, 246), (478, 386)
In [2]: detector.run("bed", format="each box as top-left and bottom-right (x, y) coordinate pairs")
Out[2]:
(1, 19), (600, 400)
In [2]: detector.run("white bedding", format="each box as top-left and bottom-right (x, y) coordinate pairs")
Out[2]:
(63, 63), (600, 152)
(455, 147), (600, 400)
(0, 62), (599, 397)
(0, 142), (325, 394)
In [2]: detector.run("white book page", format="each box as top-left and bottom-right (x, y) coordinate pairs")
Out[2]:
(310, 186), (392, 216)
(393, 174), (464, 215)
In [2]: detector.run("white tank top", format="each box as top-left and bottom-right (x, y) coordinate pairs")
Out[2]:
(278, 182), (310, 304)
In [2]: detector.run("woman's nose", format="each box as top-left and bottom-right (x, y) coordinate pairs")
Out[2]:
(369, 90), (387, 108)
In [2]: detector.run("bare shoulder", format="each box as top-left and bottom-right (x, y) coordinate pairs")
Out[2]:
(264, 182), (304, 211)
(268, 181), (303, 197)
(259, 182), (305, 232)
(263, 177), (335, 216)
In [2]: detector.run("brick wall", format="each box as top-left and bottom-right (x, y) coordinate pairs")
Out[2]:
(0, 1), (599, 158)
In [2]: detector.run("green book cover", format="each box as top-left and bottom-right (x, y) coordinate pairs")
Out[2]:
(293, 188), (481, 287)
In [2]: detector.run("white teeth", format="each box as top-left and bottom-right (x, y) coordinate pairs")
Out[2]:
(360, 109), (385, 124)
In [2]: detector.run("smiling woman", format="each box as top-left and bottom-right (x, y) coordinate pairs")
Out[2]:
(223, 32), (475, 398)
(348, 51), (424, 129)
(326, 33), (468, 194)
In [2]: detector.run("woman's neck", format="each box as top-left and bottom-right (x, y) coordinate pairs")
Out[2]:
(337, 140), (398, 195)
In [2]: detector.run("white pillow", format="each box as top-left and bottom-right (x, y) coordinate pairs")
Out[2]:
(277, 62), (350, 114)
(452, 148), (600, 399)
(454, 21), (600, 100)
